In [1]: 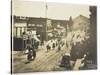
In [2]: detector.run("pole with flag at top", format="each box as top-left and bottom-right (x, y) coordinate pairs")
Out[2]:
(45, 0), (48, 41)
(45, 0), (48, 17)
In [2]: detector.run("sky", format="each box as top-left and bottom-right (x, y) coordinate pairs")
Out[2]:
(12, 0), (90, 20)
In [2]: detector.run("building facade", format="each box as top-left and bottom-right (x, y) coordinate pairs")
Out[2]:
(13, 16), (70, 41)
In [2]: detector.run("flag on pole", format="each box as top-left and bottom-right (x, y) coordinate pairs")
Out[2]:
(46, 3), (48, 10)
(45, 0), (48, 10)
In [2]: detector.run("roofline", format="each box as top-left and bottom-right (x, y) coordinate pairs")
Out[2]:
(12, 15), (68, 21)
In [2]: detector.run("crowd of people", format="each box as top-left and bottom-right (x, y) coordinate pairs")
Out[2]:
(22, 30), (90, 70)
(58, 30), (90, 70)
(44, 39), (65, 52)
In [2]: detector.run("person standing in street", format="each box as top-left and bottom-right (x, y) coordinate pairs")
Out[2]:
(22, 32), (27, 54)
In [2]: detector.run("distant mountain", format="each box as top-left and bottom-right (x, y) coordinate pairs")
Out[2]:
(72, 15), (90, 31)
